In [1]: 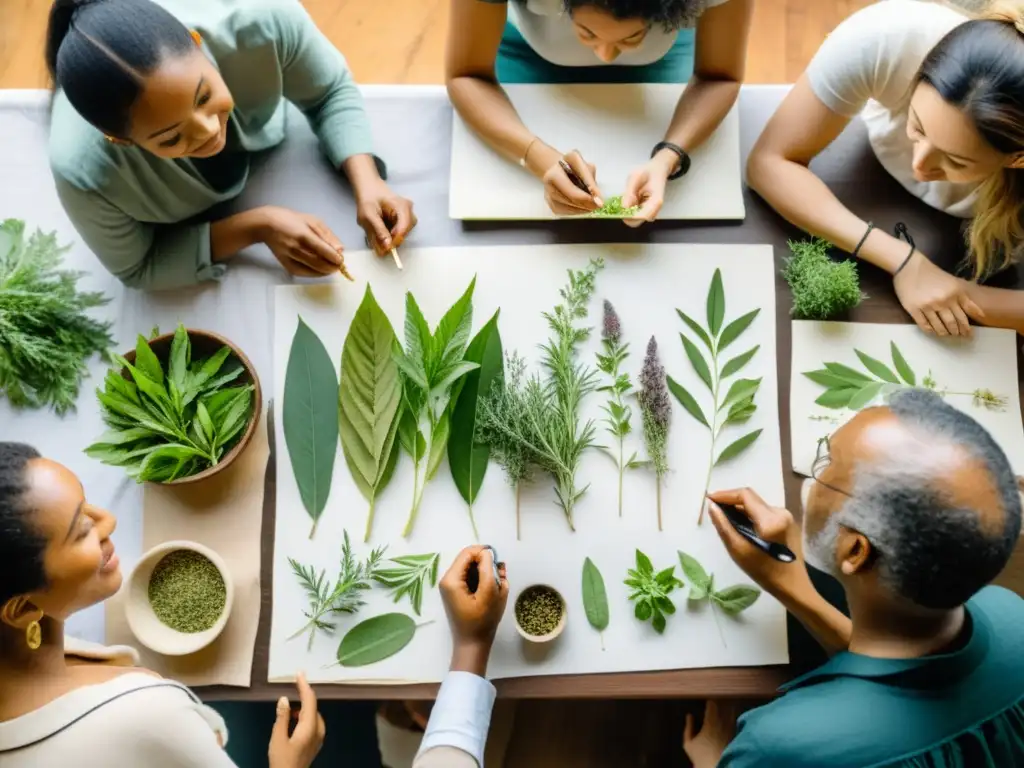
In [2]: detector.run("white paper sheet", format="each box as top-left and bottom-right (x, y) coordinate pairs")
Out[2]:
(790, 321), (1024, 476)
(449, 85), (745, 221)
(269, 243), (787, 684)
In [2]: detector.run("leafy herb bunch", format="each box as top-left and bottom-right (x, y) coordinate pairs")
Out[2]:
(783, 238), (865, 320)
(625, 549), (683, 634)
(678, 551), (760, 645)
(85, 325), (254, 483)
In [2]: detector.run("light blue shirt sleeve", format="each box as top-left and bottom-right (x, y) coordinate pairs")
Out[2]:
(415, 672), (496, 767)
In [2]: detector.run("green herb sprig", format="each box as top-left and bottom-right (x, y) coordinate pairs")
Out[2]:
(372, 552), (440, 616)
(783, 238), (865, 320)
(578, 195), (641, 219)
(625, 549), (682, 634)
(678, 551), (761, 646)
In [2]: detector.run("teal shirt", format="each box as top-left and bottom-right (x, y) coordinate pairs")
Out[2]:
(49, 0), (376, 291)
(721, 586), (1024, 768)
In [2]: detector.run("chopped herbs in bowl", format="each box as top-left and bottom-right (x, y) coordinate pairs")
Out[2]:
(514, 584), (567, 642)
(85, 324), (262, 484)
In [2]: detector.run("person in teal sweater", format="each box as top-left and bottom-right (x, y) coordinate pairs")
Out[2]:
(46, 0), (416, 291)
(684, 388), (1024, 768)
(446, 0), (752, 219)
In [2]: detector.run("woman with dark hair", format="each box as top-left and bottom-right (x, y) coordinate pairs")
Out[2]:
(0, 443), (325, 766)
(46, 0), (416, 290)
(748, 0), (1024, 337)
(446, 0), (752, 218)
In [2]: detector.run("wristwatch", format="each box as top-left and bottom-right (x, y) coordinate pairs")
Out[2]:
(651, 141), (691, 180)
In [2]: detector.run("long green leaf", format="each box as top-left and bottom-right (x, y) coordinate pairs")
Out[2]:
(720, 345), (759, 379)
(675, 309), (712, 351)
(706, 269), (725, 338)
(133, 335), (164, 385)
(718, 309), (760, 352)
(721, 378), (761, 411)
(803, 369), (853, 389)
(715, 429), (763, 466)
(681, 333), (713, 391)
(426, 411), (450, 480)
(890, 342), (916, 386)
(848, 381), (885, 410)
(402, 293), (432, 376)
(855, 350), (899, 384)
(169, 325), (189, 393)
(431, 277), (477, 373)
(711, 585), (761, 615)
(823, 362), (872, 385)
(337, 613), (417, 667)
(815, 387), (859, 409)
(667, 375), (709, 428)
(582, 557), (609, 634)
(284, 318), (340, 539)
(678, 551), (711, 592)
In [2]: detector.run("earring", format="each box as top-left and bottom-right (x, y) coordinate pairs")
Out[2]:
(103, 135), (130, 146)
(191, 29), (202, 46)
(25, 620), (41, 651)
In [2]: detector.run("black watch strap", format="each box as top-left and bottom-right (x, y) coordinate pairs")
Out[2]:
(651, 141), (691, 180)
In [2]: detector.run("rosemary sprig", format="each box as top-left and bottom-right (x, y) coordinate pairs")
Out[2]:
(372, 552), (440, 616)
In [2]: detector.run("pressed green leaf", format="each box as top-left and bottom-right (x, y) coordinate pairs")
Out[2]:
(712, 585), (762, 615)
(721, 378), (761, 410)
(676, 309), (713, 351)
(715, 429), (763, 466)
(337, 613), (417, 667)
(815, 387), (859, 409)
(848, 381), (885, 410)
(855, 350), (899, 384)
(678, 551), (711, 590)
(707, 269), (725, 338)
(720, 345), (759, 379)
(283, 318), (340, 538)
(402, 293), (432, 375)
(803, 369), (853, 389)
(582, 557), (609, 633)
(718, 309), (760, 352)
(169, 325), (189, 393)
(635, 549), (654, 575)
(726, 398), (756, 425)
(667, 375), (709, 428)
(431, 277), (477, 372)
(891, 342), (916, 386)
(823, 362), (873, 385)
(449, 312), (503, 510)
(133, 335), (164, 385)
(681, 333), (713, 391)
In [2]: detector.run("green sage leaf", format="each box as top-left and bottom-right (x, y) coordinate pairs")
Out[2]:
(712, 585), (761, 615)
(582, 557), (609, 633)
(890, 342), (916, 386)
(681, 333), (713, 391)
(718, 309), (760, 352)
(337, 613), (417, 667)
(715, 429), (763, 466)
(706, 269), (725, 338)
(678, 551), (711, 591)
(848, 381), (885, 411)
(675, 309), (712, 351)
(667, 375), (709, 428)
(720, 345), (759, 379)
(855, 350), (899, 384)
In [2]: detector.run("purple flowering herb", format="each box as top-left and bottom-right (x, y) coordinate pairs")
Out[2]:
(602, 300), (622, 343)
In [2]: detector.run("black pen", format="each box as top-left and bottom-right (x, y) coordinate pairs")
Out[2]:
(715, 502), (796, 564)
(558, 158), (592, 196)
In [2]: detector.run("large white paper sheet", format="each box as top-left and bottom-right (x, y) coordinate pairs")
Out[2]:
(790, 321), (1024, 476)
(449, 85), (745, 221)
(269, 244), (787, 684)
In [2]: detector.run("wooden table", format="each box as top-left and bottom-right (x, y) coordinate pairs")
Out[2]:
(199, 87), (1023, 701)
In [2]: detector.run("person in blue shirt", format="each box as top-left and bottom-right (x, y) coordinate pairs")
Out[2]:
(686, 388), (1024, 768)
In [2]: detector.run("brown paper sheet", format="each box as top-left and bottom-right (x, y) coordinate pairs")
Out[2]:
(105, 408), (268, 686)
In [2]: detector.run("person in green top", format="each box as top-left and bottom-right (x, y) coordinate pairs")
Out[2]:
(45, 0), (416, 291)
(685, 388), (1024, 768)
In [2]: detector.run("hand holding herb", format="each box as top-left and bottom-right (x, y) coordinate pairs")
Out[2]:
(625, 549), (682, 634)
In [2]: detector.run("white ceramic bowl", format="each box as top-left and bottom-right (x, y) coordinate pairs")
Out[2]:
(513, 584), (567, 643)
(125, 540), (234, 656)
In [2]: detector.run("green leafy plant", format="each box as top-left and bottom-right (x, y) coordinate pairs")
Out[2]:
(284, 318), (340, 539)
(477, 260), (604, 533)
(668, 269), (763, 524)
(578, 195), (641, 219)
(372, 552), (440, 616)
(804, 341), (1007, 412)
(339, 287), (403, 542)
(625, 549), (682, 634)
(678, 551), (761, 645)
(85, 325), (254, 483)
(582, 557), (609, 649)
(288, 531), (385, 650)
(637, 336), (671, 531)
(448, 311), (503, 540)
(337, 613), (420, 667)
(596, 301), (643, 517)
(783, 238), (865, 320)
(393, 278), (480, 538)
(0, 219), (114, 415)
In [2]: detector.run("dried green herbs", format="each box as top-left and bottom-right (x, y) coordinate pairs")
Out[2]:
(85, 325), (254, 484)
(582, 557), (609, 648)
(372, 552), (440, 616)
(515, 585), (564, 637)
(337, 613), (418, 667)
(578, 196), (641, 219)
(625, 549), (682, 634)
(0, 220), (114, 415)
(678, 551), (760, 644)
(784, 238), (865, 320)
(668, 270), (762, 524)
(637, 337), (671, 530)
(148, 550), (226, 634)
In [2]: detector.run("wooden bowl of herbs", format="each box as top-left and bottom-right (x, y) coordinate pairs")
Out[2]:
(125, 540), (234, 656)
(85, 325), (261, 485)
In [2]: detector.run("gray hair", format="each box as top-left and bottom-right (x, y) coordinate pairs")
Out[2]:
(834, 388), (1021, 610)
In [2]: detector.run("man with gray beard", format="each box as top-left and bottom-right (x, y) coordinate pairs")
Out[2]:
(682, 388), (1024, 768)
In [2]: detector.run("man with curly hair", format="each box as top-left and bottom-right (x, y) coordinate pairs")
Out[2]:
(447, 0), (752, 220)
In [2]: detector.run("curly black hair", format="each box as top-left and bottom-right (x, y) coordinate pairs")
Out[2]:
(562, 0), (709, 31)
(0, 443), (47, 605)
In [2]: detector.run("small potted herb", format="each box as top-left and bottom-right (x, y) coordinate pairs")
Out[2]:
(514, 584), (567, 643)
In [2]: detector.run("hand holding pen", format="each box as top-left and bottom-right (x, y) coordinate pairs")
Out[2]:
(542, 149), (604, 215)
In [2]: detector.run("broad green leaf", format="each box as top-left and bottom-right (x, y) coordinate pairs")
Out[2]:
(136, 444), (204, 483)
(582, 557), (609, 633)
(891, 342), (916, 386)
(706, 269), (725, 338)
(720, 345), (759, 379)
(803, 369), (853, 389)
(848, 381), (885, 411)
(338, 286), (404, 513)
(121, 361), (174, 418)
(656, 596), (676, 615)
(431, 277), (477, 373)
(337, 613), (417, 667)
(655, 567), (677, 586)
(712, 585), (762, 615)
(91, 427), (155, 446)
(855, 350), (899, 384)
(715, 429), (763, 466)
(96, 391), (178, 439)
(652, 612), (667, 634)
(202, 386), (249, 421)
(426, 411), (450, 480)
(169, 325), (189, 393)
(133, 335), (164, 385)
(676, 309), (713, 351)
(823, 362), (872, 385)
(393, 348), (429, 391)
(283, 318), (340, 538)
(635, 601), (652, 621)
(216, 389), (253, 448)
(681, 333), (713, 391)
(190, 346), (232, 392)
(721, 378), (761, 410)
(402, 293), (432, 375)
(429, 361), (480, 401)
(197, 363), (244, 396)
(815, 387), (859, 409)
(449, 312), (503, 510)
(678, 551), (711, 590)
(667, 376), (709, 428)
(398, 404), (426, 462)
(196, 401), (216, 444)
(635, 549), (654, 575)
(718, 309), (760, 352)
(726, 398), (756, 425)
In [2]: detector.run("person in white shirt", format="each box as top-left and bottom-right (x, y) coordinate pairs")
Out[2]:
(447, 0), (753, 220)
(748, 0), (1024, 338)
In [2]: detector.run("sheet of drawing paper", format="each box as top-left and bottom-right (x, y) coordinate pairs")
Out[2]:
(449, 85), (744, 221)
(269, 244), (786, 684)
(790, 321), (1024, 475)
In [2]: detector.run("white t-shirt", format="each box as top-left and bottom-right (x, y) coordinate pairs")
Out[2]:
(806, 0), (978, 217)
(507, 0), (732, 68)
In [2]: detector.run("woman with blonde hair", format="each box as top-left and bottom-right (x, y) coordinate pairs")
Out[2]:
(748, 0), (1024, 336)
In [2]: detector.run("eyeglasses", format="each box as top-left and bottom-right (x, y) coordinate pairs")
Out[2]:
(812, 435), (852, 498)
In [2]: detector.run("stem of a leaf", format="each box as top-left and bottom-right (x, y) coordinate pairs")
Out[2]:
(515, 483), (522, 541)
(699, 340), (721, 526)
(656, 476), (662, 532)
(364, 499), (375, 543)
(309, 517), (319, 540)
(617, 438), (624, 517)
(404, 456), (422, 538)
(710, 602), (727, 648)
(467, 503), (480, 542)
(600, 631), (605, 652)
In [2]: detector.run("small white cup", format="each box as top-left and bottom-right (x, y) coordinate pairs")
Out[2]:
(513, 584), (567, 643)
